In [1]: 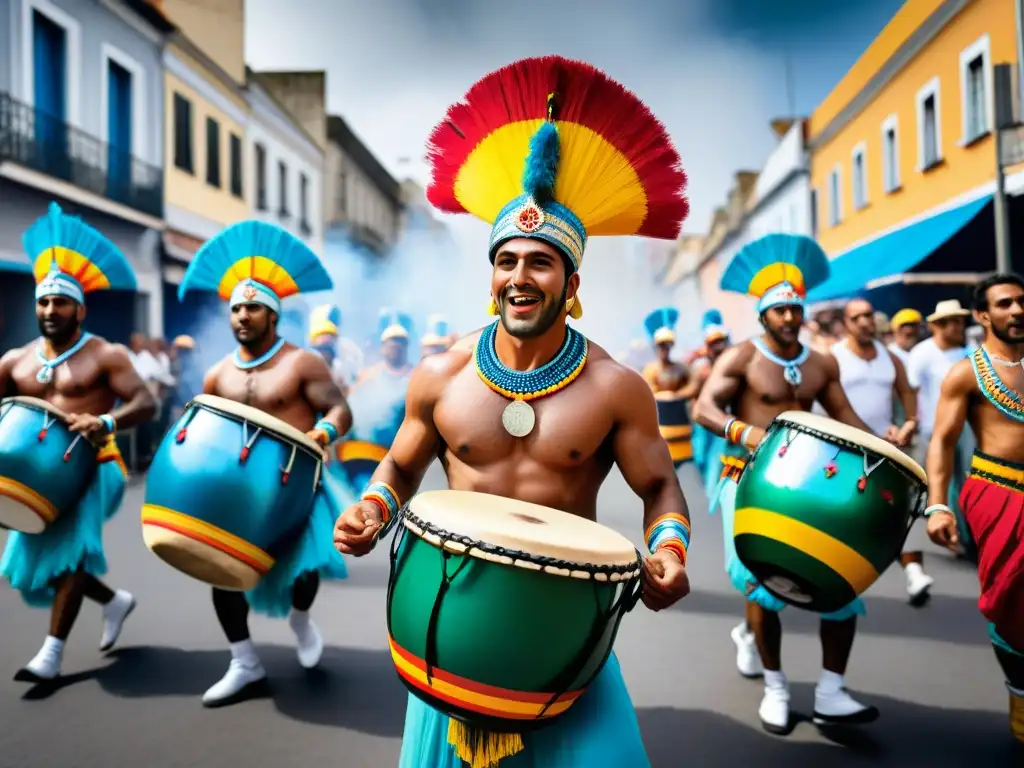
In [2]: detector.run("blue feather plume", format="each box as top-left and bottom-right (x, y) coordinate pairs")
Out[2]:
(643, 306), (679, 340)
(720, 234), (830, 297)
(22, 202), (136, 291)
(426, 313), (450, 337)
(701, 309), (723, 329)
(521, 122), (560, 204)
(178, 221), (333, 301)
(378, 308), (414, 338)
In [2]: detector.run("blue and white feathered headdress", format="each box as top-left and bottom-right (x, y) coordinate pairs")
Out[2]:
(720, 234), (830, 315)
(379, 308), (414, 342)
(701, 308), (729, 343)
(643, 307), (679, 345)
(421, 313), (451, 347)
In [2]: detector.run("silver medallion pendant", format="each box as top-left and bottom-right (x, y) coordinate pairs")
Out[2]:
(36, 366), (53, 384)
(502, 399), (536, 437)
(783, 365), (802, 387)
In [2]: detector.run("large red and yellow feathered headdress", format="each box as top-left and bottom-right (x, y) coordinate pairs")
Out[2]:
(426, 56), (689, 318)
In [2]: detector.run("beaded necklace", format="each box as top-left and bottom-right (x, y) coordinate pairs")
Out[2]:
(752, 337), (810, 387)
(233, 337), (286, 370)
(474, 320), (588, 437)
(35, 332), (94, 384)
(971, 346), (1024, 423)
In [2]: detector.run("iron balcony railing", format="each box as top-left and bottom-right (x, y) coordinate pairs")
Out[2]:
(0, 92), (164, 219)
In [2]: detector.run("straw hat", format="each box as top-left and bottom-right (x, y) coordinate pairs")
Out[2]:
(172, 335), (196, 349)
(926, 300), (971, 323)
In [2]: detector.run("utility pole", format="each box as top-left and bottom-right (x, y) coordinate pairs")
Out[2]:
(1016, 0), (1024, 107)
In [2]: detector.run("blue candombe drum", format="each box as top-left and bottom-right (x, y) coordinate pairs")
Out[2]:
(0, 396), (97, 533)
(141, 394), (324, 591)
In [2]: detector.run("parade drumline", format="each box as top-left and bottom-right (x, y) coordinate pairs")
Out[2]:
(0, 54), (1022, 768)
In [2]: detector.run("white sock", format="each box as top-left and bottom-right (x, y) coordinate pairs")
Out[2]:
(1008, 683), (1024, 696)
(764, 669), (787, 690)
(289, 609), (310, 632)
(229, 639), (258, 666)
(42, 636), (65, 656)
(904, 562), (923, 578)
(818, 669), (844, 694)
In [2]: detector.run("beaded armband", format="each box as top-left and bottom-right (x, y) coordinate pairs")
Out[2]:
(723, 418), (753, 447)
(98, 414), (116, 434)
(924, 504), (953, 518)
(314, 419), (339, 445)
(362, 482), (401, 524)
(644, 513), (691, 566)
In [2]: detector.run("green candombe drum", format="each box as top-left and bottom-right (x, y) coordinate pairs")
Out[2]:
(734, 411), (926, 614)
(386, 490), (642, 734)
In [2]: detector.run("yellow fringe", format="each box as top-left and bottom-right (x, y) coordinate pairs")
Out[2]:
(447, 720), (525, 768)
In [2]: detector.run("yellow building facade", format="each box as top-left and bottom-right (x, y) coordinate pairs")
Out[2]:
(809, 0), (1019, 262)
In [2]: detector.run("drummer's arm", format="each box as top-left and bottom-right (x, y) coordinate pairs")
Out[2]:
(926, 361), (973, 508)
(298, 350), (353, 440)
(693, 345), (753, 444)
(0, 348), (20, 396)
(816, 353), (875, 434)
(610, 367), (690, 546)
(365, 359), (446, 509)
(102, 343), (156, 429)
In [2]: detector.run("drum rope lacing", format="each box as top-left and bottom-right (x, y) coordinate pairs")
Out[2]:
(172, 402), (312, 487)
(386, 507), (644, 724)
(762, 420), (927, 521)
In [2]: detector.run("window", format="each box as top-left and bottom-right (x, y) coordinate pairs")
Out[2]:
(205, 117), (220, 188)
(881, 115), (900, 192)
(254, 143), (267, 210)
(229, 133), (243, 198)
(278, 161), (288, 217)
(172, 93), (193, 173)
(960, 34), (991, 143)
(300, 172), (310, 233)
(828, 166), (842, 227)
(916, 77), (942, 170)
(851, 143), (867, 210)
(809, 188), (819, 238)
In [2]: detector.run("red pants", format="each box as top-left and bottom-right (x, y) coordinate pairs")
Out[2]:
(960, 452), (1024, 653)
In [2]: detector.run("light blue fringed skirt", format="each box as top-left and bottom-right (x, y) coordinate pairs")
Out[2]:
(1, 448), (127, 608)
(712, 450), (865, 621)
(245, 469), (351, 617)
(398, 653), (649, 768)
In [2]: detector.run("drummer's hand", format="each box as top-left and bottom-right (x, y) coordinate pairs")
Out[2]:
(307, 428), (330, 447)
(894, 420), (917, 447)
(65, 413), (106, 436)
(641, 548), (690, 611)
(744, 426), (767, 452)
(883, 424), (900, 444)
(334, 501), (383, 557)
(926, 510), (960, 552)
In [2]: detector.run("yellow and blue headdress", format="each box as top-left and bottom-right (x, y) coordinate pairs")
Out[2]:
(24, 202), (136, 304)
(720, 234), (830, 315)
(702, 309), (729, 344)
(421, 314), (451, 348)
(177, 221), (332, 312)
(309, 304), (342, 341)
(644, 307), (679, 345)
(426, 56), (689, 320)
(379, 309), (413, 343)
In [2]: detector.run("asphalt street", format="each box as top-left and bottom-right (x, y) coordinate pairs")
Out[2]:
(0, 462), (1018, 767)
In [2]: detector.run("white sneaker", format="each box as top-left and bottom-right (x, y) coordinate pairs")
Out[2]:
(813, 687), (880, 725)
(15, 639), (63, 682)
(290, 614), (324, 670)
(904, 563), (934, 606)
(201, 658), (267, 708)
(730, 622), (763, 678)
(759, 682), (791, 734)
(100, 590), (136, 651)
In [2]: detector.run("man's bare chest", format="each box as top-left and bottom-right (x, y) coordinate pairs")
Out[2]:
(214, 366), (302, 411)
(12, 353), (104, 398)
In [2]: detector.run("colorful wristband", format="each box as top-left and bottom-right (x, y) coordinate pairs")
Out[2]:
(725, 418), (748, 445)
(314, 419), (339, 445)
(362, 481), (401, 523)
(644, 513), (691, 565)
(98, 414), (116, 434)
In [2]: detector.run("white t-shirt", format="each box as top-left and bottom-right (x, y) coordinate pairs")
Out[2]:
(887, 343), (910, 367)
(905, 338), (968, 435)
(830, 340), (896, 436)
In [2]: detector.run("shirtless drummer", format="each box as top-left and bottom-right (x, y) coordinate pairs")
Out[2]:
(926, 273), (1024, 744)
(694, 233), (881, 734)
(176, 220), (352, 707)
(335, 56), (692, 767)
(0, 203), (155, 681)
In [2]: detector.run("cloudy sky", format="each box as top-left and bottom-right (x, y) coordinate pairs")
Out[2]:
(245, 0), (904, 235)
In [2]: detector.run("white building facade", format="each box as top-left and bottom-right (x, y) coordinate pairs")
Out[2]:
(245, 78), (325, 256)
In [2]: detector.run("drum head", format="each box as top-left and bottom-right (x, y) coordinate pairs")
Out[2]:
(406, 490), (639, 570)
(1, 396), (70, 422)
(774, 410), (926, 483)
(0, 497), (47, 534)
(191, 394), (323, 455)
